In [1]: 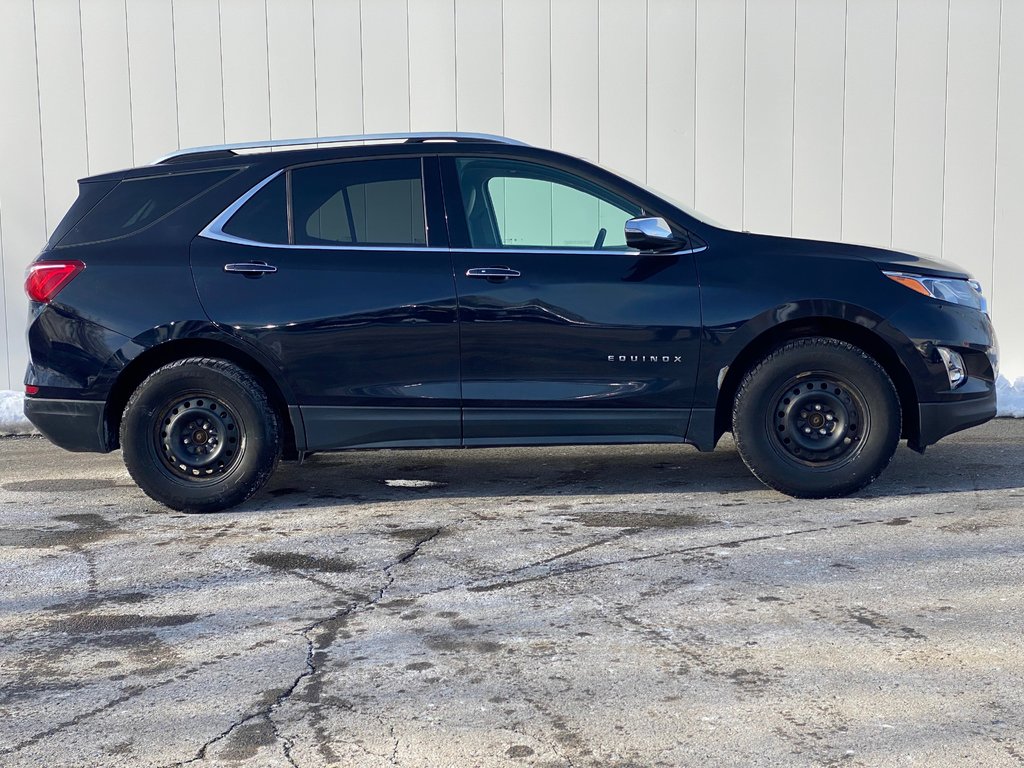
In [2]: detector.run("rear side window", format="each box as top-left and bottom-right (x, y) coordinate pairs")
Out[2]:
(292, 158), (426, 247)
(217, 157), (427, 248)
(59, 168), (236, 247)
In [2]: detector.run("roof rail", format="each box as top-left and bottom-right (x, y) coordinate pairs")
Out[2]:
(153, 132), (529, 164)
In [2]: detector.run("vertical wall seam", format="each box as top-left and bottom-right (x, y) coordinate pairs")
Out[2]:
(310, 0), (317, 135)
(889, 0), (899, 247)
(643, 0), (649, 184)
(217, 0), (225, 142)
(170, 0), (181, 149)
(938, 0), (951, 259)
(989, 0), (1003, 309)
(123, 0), (135, 166)
(500, 0), (507, 134)
(693, 0), (697, 205)
(688, 0), (696, 205)
(452, 0), (458, 131)
(839, 0), (847, 241)
(264, 0), (272, 138)
(839, 0), (848, 241)
(741, 0), (747, 229)
(645, 0), (651, 182)
(789, 0), (798, 235)
(78, 0), (90, 175)
(548, 0), (553, 147)
(31, 1), (49, 233)
(597, 0), (602, 163)
(404, 0), (411, 131)
(217, 0), (227, 142)
(311, 0), (320, 134)
(358, 0), (366, 134)
(500, 0), (505, 135)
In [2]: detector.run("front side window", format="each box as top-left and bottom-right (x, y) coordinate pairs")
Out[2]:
(454, 158), (642, 250)
(220, 157), (427, 247)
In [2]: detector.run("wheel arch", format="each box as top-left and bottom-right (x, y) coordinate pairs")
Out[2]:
(713, 317), (919, 447)
(104, 336), (303, 458)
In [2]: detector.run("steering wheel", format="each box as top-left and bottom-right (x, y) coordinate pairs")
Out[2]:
(593, 227), (607, 249)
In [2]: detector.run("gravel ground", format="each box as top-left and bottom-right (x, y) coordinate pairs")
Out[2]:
(1, 421), (1022, 767)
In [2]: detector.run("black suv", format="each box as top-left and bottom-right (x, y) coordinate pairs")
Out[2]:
(23, 132), (998, 512)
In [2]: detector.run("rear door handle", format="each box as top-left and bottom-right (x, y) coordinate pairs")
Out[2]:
(465, 266), (522, 281)
(224, 262), (278, 276)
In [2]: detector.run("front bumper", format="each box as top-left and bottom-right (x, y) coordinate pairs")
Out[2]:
(911, 388), (997, 451)
(880, 298), (998, 450)
(24, 397), (111, 453)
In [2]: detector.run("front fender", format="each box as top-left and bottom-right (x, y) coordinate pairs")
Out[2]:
(695, 298), (896, 409)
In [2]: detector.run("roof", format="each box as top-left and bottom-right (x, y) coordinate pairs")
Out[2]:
(154, 132), (529, 165)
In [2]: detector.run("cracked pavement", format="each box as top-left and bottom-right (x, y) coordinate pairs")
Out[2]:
(1, 420), (1023, 767)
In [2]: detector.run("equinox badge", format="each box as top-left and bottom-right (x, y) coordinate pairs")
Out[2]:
(608, 355), (683, 363)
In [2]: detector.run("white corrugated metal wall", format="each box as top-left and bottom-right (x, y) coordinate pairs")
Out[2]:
(0, 0), (1021, 390)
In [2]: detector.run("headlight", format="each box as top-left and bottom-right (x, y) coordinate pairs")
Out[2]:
(883, 271), (987, 312)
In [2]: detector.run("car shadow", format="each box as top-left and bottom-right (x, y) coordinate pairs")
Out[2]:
(256, 421), (1024, 509)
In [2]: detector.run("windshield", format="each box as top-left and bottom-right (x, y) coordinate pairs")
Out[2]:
(557, 150), (731, 231)
(642, 184), (728, 229)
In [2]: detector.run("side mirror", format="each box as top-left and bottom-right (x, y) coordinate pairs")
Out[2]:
(624, 216), (687, 252)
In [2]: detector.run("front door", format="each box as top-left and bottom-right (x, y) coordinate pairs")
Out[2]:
(191, 155), (460, 450)
(441, 155), (702, 445)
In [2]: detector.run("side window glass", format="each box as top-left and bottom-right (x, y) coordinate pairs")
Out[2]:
(455, 158), (641, 250)
(222, 173), (288, 244)
(291, 158), (426, 247)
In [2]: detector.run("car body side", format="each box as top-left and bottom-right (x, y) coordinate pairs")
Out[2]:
(23, 142), (998, 459)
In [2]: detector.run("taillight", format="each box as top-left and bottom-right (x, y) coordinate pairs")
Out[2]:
(25, 385), (39, 396)
(25, 260), (85, 303)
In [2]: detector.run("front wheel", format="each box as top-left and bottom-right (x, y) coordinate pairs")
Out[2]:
(732, 337), (901, 498)
(120, 358), (280, 513)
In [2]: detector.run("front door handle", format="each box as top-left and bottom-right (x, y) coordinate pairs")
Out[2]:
(224, 261), (278, 277)
(465, 266), (522, 281)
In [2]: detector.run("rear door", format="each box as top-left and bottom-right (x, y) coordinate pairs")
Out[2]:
(441, 154), (703, 445)
(191, 155), (461, 450)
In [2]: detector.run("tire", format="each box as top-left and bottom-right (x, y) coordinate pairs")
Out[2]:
(732, 337), (900, 498)
(120, 358), (280, 513)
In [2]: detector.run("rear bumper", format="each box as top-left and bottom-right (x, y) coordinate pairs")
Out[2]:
(911, 389), (997, 451)
(24, 397), (111, 453)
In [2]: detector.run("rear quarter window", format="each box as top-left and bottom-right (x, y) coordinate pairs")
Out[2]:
(57, 168), (237, 247)
(220, 173), (288, 245)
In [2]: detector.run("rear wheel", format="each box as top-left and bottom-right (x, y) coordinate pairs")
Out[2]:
(732, 337), (901, 498)
(120, 358), (279, 513)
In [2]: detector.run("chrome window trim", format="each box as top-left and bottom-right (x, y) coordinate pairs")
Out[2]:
(200, 224), (706, 257)
(200, 170), (287, 246)
(156, 131), (528, 164)
(452, 245), (707, 257)
(201, 168), (708, 257)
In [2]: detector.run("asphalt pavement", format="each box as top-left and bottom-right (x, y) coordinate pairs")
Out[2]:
(1, 421), (1023, 767)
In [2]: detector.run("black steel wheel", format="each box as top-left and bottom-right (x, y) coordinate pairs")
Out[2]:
(121, 358), (279, 513)
(156, 395), (242, 481)
(733, 337), (900, 498)
(768, 374), (868, 470)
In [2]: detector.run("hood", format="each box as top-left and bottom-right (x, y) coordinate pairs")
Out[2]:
(734, 232), (972, 280)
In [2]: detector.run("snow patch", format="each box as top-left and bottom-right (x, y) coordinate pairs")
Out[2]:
(997, 375), (1024, 418)
(384, 479), (446, 488)
(0, 391), (39, 436)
